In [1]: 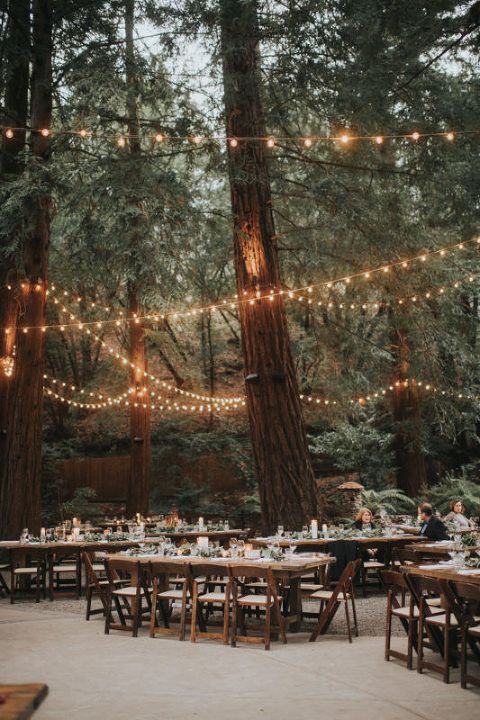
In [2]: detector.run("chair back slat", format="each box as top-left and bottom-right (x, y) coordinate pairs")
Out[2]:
(189, 562), (228, 579)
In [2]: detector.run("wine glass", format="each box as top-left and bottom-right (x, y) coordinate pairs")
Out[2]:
(237, 539), (245, 556)
(229, 538), (238, 558)
(277, 525), (284, 538)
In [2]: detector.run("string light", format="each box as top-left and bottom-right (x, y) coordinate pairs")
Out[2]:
(7, 234), (474, 333)
(1, 125), (474, 147)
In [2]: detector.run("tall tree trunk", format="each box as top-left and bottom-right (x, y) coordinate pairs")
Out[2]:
(220, 0), (317, 532)
(0, 0), (30, 483)
(124, 0), (151, 517)
(0, 0), (52, 538)
(391, 328), (427, 497)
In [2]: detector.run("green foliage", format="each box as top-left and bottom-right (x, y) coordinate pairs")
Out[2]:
(422, 471), (480, 515)
(360, 488), (416, 516)
(309, 421), (396, 489)
(60, 487), (98, 521)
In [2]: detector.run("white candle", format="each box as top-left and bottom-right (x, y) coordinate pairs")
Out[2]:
(73, 527), (80, 541)
(136, 513), (140, 523)
(139, 522), (145, 533)
(322, 523), (328, 536)
(198, 516), (204, 529)
(197, 536), (209, 550)
(40, 528), (46, 542)
(311, 519), (318, 539)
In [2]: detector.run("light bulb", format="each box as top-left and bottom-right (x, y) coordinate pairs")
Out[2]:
(229, 137), (238, 148)
(375, 135), (383, 144)
(5, 128), (14, 139)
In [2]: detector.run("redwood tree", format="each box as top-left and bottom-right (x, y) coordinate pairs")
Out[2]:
(0, 0), (30, 483)
(124, 0), (151, 517)
(0, 0), (52, 538)
(220, 0), (317, 532)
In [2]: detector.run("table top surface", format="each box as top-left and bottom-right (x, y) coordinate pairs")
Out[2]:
(252, 534), (423, 547)
(401, 562), (480, 585)
(405, 541), (480, 554)
(105, 552), (334, 573)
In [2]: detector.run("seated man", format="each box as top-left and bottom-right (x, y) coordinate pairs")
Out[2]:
(418, 502), (449, 541)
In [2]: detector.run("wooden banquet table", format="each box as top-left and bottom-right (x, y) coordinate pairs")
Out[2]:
(401, 562), (480, 586)
(251, 534), (425, 570)
(404, 539), (480, 558)
(106, 552), (335, 632)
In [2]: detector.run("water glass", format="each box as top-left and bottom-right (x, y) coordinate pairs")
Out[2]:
(277, 525), (284, 537)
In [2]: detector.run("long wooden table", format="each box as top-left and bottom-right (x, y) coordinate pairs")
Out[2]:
(401, 562), (480, 586)
(106, 553), (335, 632)
(404, 541), (480, 558)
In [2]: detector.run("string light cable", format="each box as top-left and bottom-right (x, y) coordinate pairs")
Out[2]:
(4, 234), (479, 333)
(1, 124), (477, 148)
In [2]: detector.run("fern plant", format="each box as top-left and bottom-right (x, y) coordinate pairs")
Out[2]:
(360, 488), (416, 516)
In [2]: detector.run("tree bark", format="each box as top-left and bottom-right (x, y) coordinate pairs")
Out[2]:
(0, 0), (30, 483)
(220, 0), (317, 532)
(124, 0), (151, 517)
(391, 328), (427, 498)
(0, 0), (52, 538)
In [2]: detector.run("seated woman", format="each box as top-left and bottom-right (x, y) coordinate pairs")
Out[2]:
(443, 499), (473, 529)
(353, 507), (375, 532)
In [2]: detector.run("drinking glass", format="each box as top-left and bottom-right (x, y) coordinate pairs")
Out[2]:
(237, 539), (245, 556)
(277, 525), (284, 537)
(229, 538), (238, 558)
(20, 528), (29, 543)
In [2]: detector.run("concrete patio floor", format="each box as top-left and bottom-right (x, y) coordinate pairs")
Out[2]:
(0, 602), (478, 720)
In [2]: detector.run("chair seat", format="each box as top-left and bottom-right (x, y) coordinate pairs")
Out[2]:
(392, 605), (419, 619)
(426, 597), (442, 607)
(198, 592), (228, 603)
(310, 589), (349, 601)
(237, 594), (282, 606)
(14, 567), (39, 575)
(157, 589), (189, 600)
(468, 625), (480, 637)
(426, 613), (459, 627)
(113, 586), (145, 597)
(247, 581), (268, 588)
(300, 583), (324, 592)
(0, 564), (10, 570)
(52, 565), (77, 573)
(92, 564), (105, 572)
(363, 561), (385, 569)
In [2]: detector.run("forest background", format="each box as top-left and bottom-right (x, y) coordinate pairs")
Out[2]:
(1, 0), (480, 531)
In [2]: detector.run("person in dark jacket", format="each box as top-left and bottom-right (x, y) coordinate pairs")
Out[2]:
(352, 507), (375, 532)
(418, 502), (450, 541)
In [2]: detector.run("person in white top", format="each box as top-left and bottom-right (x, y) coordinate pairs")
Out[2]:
(443, 499), (473, 528)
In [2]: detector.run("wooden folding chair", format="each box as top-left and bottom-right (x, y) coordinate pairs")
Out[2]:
(406, 573), (458, 683)
(309, 559), (361, 643)
(379, 569), (442, 669)
(229, 564), (286, 651)
(48, 547), (82, 600)
(149, 560), (191, 641)
(449, 580), (480, 689)
(10, 547), (47, 603)
(190, 562), (231, 644)
(104, 559), (149, 637)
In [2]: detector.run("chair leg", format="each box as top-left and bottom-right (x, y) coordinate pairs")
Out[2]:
(223, 597), (230, 645)
(407, 618), (416, 670)
(149, 583), (158, 638)
(344, 600), (352, 644)
(385, 593), (392, 661)
(190, 585), (198, 642)
(131, 596), (140, 637)
(264, 603), (271, 651)
(461, 622), (468, 689)
(443, 617), (450, 684)
(85, 585), (92, 620)
(350, 590), (359, 637)
(179, 591), (187, 641)
(417, 602), (425, 674)
(231, 595), (238, 648)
